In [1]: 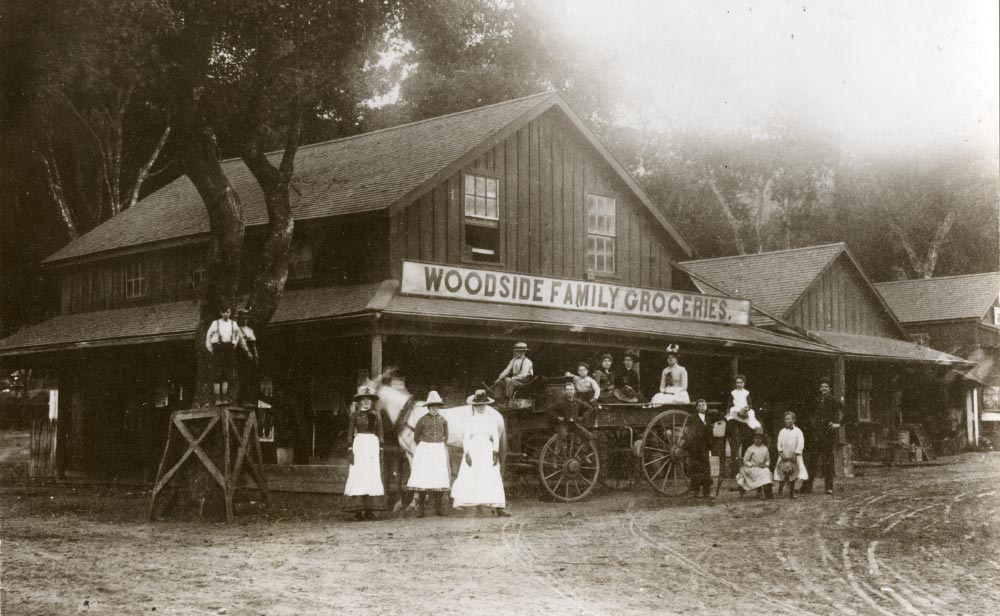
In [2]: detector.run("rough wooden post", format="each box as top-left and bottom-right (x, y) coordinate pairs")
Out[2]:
(371, 333), (383, 378)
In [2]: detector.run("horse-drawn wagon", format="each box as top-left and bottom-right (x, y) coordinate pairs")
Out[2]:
(498, 377), (722, 502)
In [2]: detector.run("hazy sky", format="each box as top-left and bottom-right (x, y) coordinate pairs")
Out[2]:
(537, 0), (999, 156)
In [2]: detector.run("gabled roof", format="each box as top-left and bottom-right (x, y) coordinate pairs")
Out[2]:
(44, 91), (692, 265)
(680, 244), (845, 320)
(809, 331), (973, 366)
(875, 272), (1000, 323)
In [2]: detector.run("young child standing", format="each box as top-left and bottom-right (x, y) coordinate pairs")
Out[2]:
(773, 411), (808, 499)
(205, 306), (241, 405)
(343, 385), (386, 520)
(736, 427), (772, 499)
(406, 391), (451, 517)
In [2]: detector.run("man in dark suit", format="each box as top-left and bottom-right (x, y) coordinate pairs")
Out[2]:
(682, 399), (715, 498)
(801, 377), (844, 494)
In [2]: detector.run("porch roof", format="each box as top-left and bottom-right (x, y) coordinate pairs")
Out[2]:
(808, 330), (975, 366)
(0, 282), (384, 356)
(381, 292), (837, 355)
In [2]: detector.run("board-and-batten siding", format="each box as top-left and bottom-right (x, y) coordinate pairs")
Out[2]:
(787, 256), (900, 338)
(390, 109), (677, 289)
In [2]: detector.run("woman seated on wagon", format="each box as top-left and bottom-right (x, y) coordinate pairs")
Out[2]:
(650, 345), (689, 405)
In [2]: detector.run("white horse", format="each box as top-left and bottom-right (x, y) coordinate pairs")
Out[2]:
(368, 380), (507, 513)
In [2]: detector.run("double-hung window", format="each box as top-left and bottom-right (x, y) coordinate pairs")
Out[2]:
(463, 173), (500, 263)
(288, 241), (313, 281)
(124, 261), (148, 299)
(586, 194), (616, 274)
(857, 372), (873, 422)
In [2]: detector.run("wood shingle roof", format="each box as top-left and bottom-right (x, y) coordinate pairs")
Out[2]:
(44, 92), (557, 264)
(679, 243), (845, 320)
(875, 272), (1000, 323)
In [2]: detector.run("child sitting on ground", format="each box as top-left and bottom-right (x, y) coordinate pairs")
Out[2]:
(736, 427), (772, 499)
(774, 411), (808, 499)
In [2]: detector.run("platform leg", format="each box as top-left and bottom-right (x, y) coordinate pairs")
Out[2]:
(149, 421), (177, 521)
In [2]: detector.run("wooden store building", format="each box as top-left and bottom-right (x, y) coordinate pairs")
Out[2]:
(0, 92), (973, 484)
(876, 273), (1000, 448)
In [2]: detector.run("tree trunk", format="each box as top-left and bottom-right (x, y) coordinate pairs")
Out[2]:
(706, 174), (746, 255)
(177, 110), (245, 409)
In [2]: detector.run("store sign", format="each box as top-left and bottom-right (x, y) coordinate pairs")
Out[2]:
(401, 261), (750, 325)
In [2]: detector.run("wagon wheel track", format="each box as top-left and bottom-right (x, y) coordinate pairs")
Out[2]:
(625, 506), (818, 616)
(499, 518), (606, 616)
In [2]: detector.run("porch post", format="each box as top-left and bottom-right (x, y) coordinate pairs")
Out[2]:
(730, 356), (740, 382)
(973, 387), (980, 446)
(370, 333), (383, 378)
(833, 355), (846, 443)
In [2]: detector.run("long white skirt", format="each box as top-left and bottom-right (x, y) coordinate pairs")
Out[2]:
(344, 433), (385, 497)
(737, 465), (773, 490)
(451, 437), (505, 508)
(407, 442), (452, 492)
(651, 388), (690, 405)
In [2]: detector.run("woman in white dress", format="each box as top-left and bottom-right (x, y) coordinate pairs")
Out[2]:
(343, 385), (386, 520)
(651, 346), (690, 405)
(450, 390), (511, 517)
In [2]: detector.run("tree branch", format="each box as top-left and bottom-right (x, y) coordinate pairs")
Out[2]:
(36, 139), (79, 240)
(705, 172), (746, 255)
(126, 125), (171, 211)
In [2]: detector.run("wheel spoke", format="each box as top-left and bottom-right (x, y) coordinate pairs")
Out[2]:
(643, 453), (671, 467)
(660, 461), (675, 489)
(643, 446), (671, 454)
(543, 468), (563, 481)
(648, 459), (669, 481)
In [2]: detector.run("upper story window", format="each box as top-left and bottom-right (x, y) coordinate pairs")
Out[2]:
(586, 194), (616, 274)
(463, 173), (500, 263)
(993, 306), (1000, 326)
(910, 332), (930, 347)
(191, 260), (207, 293)
(856, 372), (873, 422)
(288, 241), (313, 280)
(124, 261), (149, 299)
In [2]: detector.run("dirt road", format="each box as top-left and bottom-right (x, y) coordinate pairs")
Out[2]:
(3, 453), (998, 615)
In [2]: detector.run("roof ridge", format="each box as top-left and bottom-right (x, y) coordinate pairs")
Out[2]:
(679, 242), (844, 265)
(875, 271), (1000, 285)
(217, 90), (558, 165)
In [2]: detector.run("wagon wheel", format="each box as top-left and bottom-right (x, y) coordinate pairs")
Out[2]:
(538, 432), (600, 502)
(597, 428), (635, 491)
(640, 409), (691, 496)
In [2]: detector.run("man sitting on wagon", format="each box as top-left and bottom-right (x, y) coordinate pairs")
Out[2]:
(494, 341), (534, 403)
(547, 382), (595, 444)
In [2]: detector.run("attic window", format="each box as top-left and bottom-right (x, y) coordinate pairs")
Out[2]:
(288, 241), (313, 280)
(463, 173), (500, 263)
(124, 261), (149, 299)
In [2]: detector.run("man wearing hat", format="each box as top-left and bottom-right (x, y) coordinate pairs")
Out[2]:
(801, 378), (844, 495)
(235, 308), (259, 406)
(494, 342), (534, 403)
(614, 350), (643, 402)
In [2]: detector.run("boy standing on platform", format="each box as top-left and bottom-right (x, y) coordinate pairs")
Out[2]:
(205, 306), (241, 405)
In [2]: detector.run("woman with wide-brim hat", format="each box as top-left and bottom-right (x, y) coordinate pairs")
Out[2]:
(343, 385), (386, 520)
(450, 390), (510, 516)
(406, 390), (452, 517)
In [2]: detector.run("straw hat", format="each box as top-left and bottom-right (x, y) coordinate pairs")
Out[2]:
(466, 389), (495, 405)
(353, 385), (379, 401)
(512, 342), (529, 352)
(424, 390), (444, 407)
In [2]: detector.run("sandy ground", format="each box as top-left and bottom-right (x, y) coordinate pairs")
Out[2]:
(2, 446), (999, 616)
